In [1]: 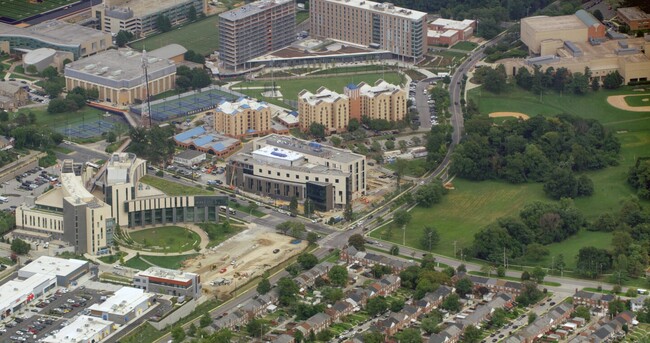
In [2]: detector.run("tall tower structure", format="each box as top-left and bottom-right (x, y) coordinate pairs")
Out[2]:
(141, 49), (152, 127)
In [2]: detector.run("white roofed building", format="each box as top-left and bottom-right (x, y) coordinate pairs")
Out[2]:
(427, 18), (476, 46)
(42, 315), (113, 343)
(88, 286), (153, 324)
(134, 267), (202, 299)
(214, 97), (272, 138)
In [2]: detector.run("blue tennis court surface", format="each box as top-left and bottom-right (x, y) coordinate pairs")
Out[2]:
(131, 87), (239, 122)
(55, 115), (127, 139)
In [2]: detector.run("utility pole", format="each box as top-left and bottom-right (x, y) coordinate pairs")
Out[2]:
(503, 247), (506, 269)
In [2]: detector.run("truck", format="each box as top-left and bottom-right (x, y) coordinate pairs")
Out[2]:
(219, 206), (236, 214)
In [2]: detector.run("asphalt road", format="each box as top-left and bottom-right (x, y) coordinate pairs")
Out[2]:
(57, 141), (109, 164)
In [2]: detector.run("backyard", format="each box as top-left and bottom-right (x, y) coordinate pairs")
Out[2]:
(130, 15), (220, 56)
(371, 85), (650, 270)
(128, 226), (200, 253)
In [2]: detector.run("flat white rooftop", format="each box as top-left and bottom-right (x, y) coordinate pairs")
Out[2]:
(61, 172), (94, 201)
(136, 267), (197, 282)
(88, 286), (151, 315)
(431, 18), (475, 31)
(42, 315), (112, 343)
(299, 87), (348, 105)
(358, 80), (402, 97)
(18, 256), (88, 278)
(0, 273), (56, 312)
(252, 145), (304, 163)
(318, 0), (426, 20)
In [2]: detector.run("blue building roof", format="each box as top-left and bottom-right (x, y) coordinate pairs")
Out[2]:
(174, 126), (205, 142)
(212, 143), (226, 151)
(193, 135), (214, 147)
(346, 83), (359, 90)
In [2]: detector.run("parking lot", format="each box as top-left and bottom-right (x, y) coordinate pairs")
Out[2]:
(0, 287), (107, 343)
(0, 165), (60, 218)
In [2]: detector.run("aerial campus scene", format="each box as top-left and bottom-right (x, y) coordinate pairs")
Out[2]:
(0, 0), (650, 342)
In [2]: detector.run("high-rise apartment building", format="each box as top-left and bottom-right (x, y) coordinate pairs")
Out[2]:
(214, 98), (272, 138)
(298, 87), (349, 134)
(346, 79), (407, 122)
(310, 0), (427, 60)
(218, 0), (296, 69)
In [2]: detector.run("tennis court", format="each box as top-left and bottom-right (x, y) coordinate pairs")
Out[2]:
(55, 114), (127, 139)
(131, 87), (239, 122)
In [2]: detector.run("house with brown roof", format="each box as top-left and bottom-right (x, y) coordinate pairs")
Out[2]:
(296, 312), (332, 336)
(573, 290), (615, 309)
(326, 300), (355, 322)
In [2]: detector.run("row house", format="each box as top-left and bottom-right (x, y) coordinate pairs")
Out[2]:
(428, 323), (464, 343)
(511, 303), (574, 343)
(212, 310), (248, 330)
(326, 300), (355, 322)
(272, 334), (295, 343)
(346, 288), (373, 308)
(588, 311), (636, 343)
(460, 293), (514, 328)
(572, 290), (616, 309)
(458, 273), (524, 297)
(293, 262), (335, 292)
(416, 286), (454, 314)
(340, 246), (417, 273)
(368, 275), (401, 296)
(295, 312), (332, 336)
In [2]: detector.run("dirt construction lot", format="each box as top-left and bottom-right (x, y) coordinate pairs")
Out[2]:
(183, 224), (307, 299)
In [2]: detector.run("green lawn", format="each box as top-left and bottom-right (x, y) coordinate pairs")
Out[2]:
(384, 158), (429, 177)
(140, 175), (213, 196)
(370, 85), (650, 268)
(130, 15), (220, 56)
(129, 226), (200, 253)
(624, 94), (650, 107)
(142, 254), (199, 269)
(233, 72), (404, 109)
(296, 11), (309, 24)
(198, 222), (243, 248)
(310, 65), (395, 75)
(1, 0), (78, 21)
(119, 323), (163, 343)
(123, 255), (152, 270)
(451, 41), (479, 51)
(97, 252), (127, 264)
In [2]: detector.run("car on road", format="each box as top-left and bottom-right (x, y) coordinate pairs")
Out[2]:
(273, 249), (280, 254)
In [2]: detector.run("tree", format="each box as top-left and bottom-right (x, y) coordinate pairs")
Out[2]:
(191, 68), (211, 89)
(463, 325), (483, 343)
(497, 266), (505, 277)
(393, 209), (412, 228)
(328, 265), (348, 287)
(298, 253), (318, 270)
(421, 314), (442, 334)
(516, 281), (543, 306)
(343, 203), (353, 221)
(187, 5), (197, 21)
(441, 293), (461, 312)
(415, 182), (446, 207)
(330, 135), (342, 147)
(455, 277), (474, 298)
(576, 246), (612, 278)
(390, 244), (400, 256)
(115, 30), (134, 47)
(348, 234), (365, 251)
(593, 9), (604, 22)
(543, 168), (579, 199)
(199, 313), (212, 327)
(303, 198), (313, 216)
(521, 271), (531, 281)
(309, 122), (326, 139)
(603, 71), (623, 89)
(385, 140), (395, 150)
(575, 306), (591, 321)
(362, 331), (384, 343)
(306, 232), (318, 244)
(366, 296), (388, 316)
(176, 75), (192, 90)
(277, 277), (299, 306)
(11, 238), (31, 255)
(528, 313), (538, 325)
(371, 264), (392, 278)
(457, 264), (467, 273)
(171, 326), (186, 343)
(322, 287), (344, 303)
(554, 254), (566, 276)
(156, 14), (172, 32)
(393, 158), (408, 191)
(246, 319), (267, 338)
(257, 277), (271, 294)
(421, 226), (440, 251)
(184, 50), (205, 64)
(289, 196), (298, 214)
(491, 308), (508, 327)
(210, 329), (233, 343)
(628, 159), (650, 200)
(390, 298), (405, 312)
(395, 328), (422, 343)
(532, 266), (546, 283)
(482, 65), (507, 93)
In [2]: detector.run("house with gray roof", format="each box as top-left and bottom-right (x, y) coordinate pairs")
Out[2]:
(573, 290), (616, 309)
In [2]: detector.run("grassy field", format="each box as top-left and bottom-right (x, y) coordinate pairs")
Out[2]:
(123, 255), (151, 270)
(129, 226), (200, 253)
(451, 41), (479, 51)
(97, 252), (127, 264)
(310, 65), (395, 75)
(624, 94), (650, 107)
(130, 15), (220, 56)
(142, 254), (198, 269)
(233, 72), (403, 108)
(140, 175), (213, 196)
(372, 85), (650, 268)
(384, 158), (429, 177)
(17, 106), (106, 128)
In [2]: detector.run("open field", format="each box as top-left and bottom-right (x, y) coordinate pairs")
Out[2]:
(130, 15), (220, 56)
(371, 86), (650, 267)
(310, 64), (395, 75)
(233, 72), (403, 108)
(129, 226), (200, 253)
(384, 159), (429, 177)
(451, 41), (478, 51)
(0, 0), (81, 22)
(142, 254), (199, 269)
(624, 94), (650, 107)
(123, 255), (151, 270)
(140, 175), (213, 196)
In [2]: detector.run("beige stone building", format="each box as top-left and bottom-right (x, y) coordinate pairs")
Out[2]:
(64, 49), (176, 105)
(310, 0), (427, 60)
(214, 98), (272, 138)
(298, 87), (349, 134)
(0, 81), (28, 111)
(521, 10), (605, 55)
(346, 79), (406, 122)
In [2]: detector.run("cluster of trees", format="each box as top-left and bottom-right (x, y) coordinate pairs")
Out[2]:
(40, 66), (66, 99)
(175, 66), (212, 91)
(48, 86), (98, 114)
(11, 238), (31, 255)
(514, 66), (623, 96)
(578, 200), (650, 280)
(115, 30), (135, 47)
(425, 124), (452, 167)
(128, 125), (175, 165)
(451, 114), (619, 197)
(399, 255), (456, 301)
(628, 158), (650, 200)
(156, 14), (172, 32)
(473, 65), (507, 93)
(471, 199), (585, 263)
(184, 50), (206, 64)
